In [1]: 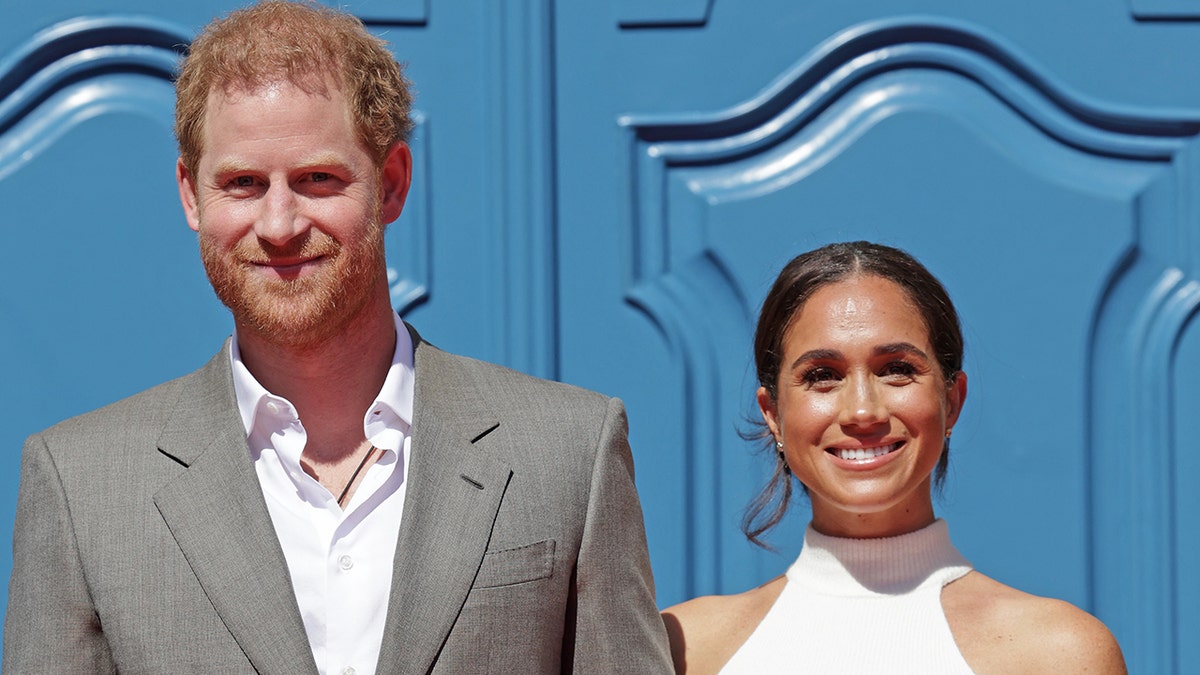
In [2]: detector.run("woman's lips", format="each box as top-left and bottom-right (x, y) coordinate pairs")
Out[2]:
(826, 441), (902, 462)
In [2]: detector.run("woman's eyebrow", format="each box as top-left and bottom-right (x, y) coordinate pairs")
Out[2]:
(789, 349), (842, 371)
(874, 342), (930, 360)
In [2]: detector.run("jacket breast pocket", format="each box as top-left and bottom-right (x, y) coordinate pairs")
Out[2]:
(473, 539), (556, 589)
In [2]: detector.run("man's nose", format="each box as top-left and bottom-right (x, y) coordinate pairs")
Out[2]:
(254, 182), (306, 246)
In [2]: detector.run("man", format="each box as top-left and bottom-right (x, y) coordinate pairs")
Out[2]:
(3, 2), (672, 673)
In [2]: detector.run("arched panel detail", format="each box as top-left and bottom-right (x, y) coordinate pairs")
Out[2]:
(355, 0), (429, 26)
(481, 0), (557, 378)
(0, 16), (189, 181)
(626, 251), (753, 593)
(1130, 0), (1200, 20)
(618, 16), (1200, 671)
(614, 0), (712, 29)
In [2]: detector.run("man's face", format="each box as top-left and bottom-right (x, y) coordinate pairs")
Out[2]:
(177, 79), (410, 348)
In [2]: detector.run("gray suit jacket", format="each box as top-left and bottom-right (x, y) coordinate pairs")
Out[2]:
(4, 324), (672, 674)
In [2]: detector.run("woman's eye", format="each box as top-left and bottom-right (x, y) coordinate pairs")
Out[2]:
(802, 367), (839, 386)
(881, 361), (917, 379)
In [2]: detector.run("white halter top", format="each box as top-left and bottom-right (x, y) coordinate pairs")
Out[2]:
(721, 519), (975, 673)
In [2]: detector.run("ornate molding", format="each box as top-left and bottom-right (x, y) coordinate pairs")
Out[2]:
(619, 17), (1200, 671)
(0, 16), (187, 182)
(615, 0), (712, 28)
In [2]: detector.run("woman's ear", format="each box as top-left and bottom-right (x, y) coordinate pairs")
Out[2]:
(945, 371), (967, 429)
(757, 386), (781, 443)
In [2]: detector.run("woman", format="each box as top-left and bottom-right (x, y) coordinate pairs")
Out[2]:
(662, 242), (1125, 673)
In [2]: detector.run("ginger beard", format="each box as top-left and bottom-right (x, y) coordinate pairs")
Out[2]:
(198, 203), (387, 349)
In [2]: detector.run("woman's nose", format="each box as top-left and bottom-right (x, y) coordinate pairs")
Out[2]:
(837, 375), (887, 428)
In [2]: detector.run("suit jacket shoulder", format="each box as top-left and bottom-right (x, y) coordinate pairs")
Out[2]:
(34, 352), (219, 456)
(6, 342), (316, 674)
(388, 329), (672, 674)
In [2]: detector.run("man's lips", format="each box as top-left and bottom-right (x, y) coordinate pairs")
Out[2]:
(249, 255), (328, 274)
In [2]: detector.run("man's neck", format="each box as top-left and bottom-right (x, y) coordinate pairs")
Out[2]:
(236, 293), (398, 459)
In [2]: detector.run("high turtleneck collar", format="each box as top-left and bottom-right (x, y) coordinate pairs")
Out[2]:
(788, 519), (972, 596)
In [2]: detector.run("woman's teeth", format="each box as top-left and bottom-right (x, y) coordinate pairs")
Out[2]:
(835, 444), (896, 461)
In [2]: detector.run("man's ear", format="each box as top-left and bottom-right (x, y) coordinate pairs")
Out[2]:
(757, 386), (782, 444)
(379, 141), (412, 225)
(177, 158), (201, 233)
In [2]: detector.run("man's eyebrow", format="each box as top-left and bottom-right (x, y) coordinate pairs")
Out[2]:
(295, 152), (347, 168)
(208, 154), (349, 177)
(209, 160), (252, 177)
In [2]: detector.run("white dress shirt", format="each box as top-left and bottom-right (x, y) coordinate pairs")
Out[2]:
(230, 315), (414, 675)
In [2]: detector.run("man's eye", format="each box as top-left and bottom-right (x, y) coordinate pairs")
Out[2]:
(311, 172), (331, 182)
(233, 176), (255, 187)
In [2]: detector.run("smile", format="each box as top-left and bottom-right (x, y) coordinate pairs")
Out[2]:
(828, 442), (901, 462)
(250, 255), (327, 274)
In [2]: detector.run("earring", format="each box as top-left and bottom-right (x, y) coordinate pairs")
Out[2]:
(945, 428), (953, 439)
(775, 440), (783, 448)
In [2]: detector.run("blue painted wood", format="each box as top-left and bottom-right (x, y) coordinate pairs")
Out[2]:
(1130, 0), (1200, 19)
(386, 110), (431, 315)
(4, 1), (1200, 672)
(0, 12), (214, 625)
(362, 2), (559, 377)
(476, 0), (558, 379)
(556, 4), (1200, 672)
(1173, 291), (1200, 673)
(615, 0), (712, 28)
(352, 0), (429, 25)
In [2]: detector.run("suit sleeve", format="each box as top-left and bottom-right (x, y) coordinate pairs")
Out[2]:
(567, 398), (673, 673)
(4, 434), (116, 674)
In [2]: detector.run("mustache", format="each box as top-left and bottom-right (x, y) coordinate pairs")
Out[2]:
(233, 231), (340, 264)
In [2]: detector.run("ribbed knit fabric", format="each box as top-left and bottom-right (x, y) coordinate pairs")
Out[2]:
(721, 519), (975, 673)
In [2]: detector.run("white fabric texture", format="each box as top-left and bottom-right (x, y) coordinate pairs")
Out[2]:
(721, 519), (975, 674)
(230, 314), (414, 675)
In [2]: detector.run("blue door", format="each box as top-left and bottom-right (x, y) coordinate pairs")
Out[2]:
(3, 2), (1197, 671)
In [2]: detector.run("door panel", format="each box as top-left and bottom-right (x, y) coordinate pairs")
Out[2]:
(3, 1), (1199, 672)
(555, 4), (1199, 672)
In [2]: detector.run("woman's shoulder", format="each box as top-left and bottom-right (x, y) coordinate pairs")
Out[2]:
(942, 571), (1127, 674)
(661, 575), (787, 675)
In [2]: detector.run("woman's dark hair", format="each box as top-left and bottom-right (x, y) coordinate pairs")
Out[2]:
(743, 241), (964, 547)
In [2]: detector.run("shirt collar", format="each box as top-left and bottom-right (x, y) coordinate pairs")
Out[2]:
(229, 313), (415, 450)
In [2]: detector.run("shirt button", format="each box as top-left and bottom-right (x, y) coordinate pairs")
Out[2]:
(338, 554), (354, 571)
(341, 668), (356, 675)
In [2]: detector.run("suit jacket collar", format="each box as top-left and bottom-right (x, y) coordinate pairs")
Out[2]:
(153, 342), (319, 674)
(374, 324), (513, 675)
(151, 325), (513, 675)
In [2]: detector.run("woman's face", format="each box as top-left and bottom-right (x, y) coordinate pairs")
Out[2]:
(758, 274), (966, 539)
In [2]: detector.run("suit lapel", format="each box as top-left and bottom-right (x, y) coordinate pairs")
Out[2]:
(152, 346), (318, 675)
(375, 329), (512, 675)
